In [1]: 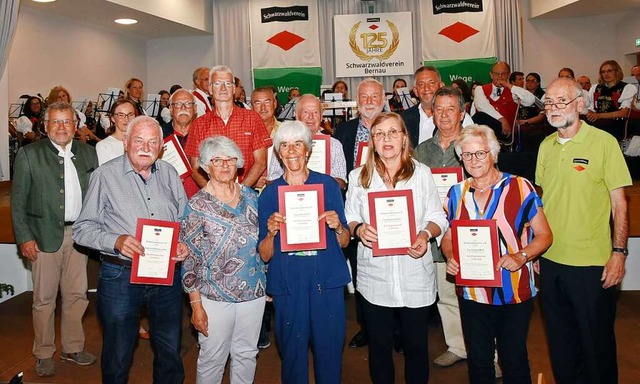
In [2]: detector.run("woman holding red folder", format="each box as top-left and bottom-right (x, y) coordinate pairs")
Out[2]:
(441, 124), (552, 384)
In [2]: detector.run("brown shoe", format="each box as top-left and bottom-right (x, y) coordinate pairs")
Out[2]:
(60, 350), (97, 366)
(433, 351), (466, 367)
(36, 358), (56, 377)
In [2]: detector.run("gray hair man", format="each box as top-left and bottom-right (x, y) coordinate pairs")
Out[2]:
(11, 101), (98, 377)
(536, 77), (631, 383)
(192, 66), (212, 117)
(73, 116), (188, 384)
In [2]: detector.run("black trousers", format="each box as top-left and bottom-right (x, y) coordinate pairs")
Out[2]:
(344, 239), (365, 327)
(539, 258), (618, 384)
(472, 111), (510, 142)
(361, 298), (430, 384)
(459, 298), (533, 384)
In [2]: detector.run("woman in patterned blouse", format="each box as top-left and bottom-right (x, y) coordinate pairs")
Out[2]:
(441, 124), (552, 384)
(181, 136), (266, 384)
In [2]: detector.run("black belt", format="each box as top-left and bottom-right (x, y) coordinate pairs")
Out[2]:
(64, 221), (75, 226)
(101, 254), (132, 268)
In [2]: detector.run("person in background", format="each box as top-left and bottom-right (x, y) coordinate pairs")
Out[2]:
(46, 86), (100, 145)
(288, 87), (300, 101)
(95, 99), (136, 166)
(192, 67), (213, 117)
(73, 116), (188, 384)
(537, 77), (631, 384)
(157, 90), (171, 124)
(15, 96), (44, 145)
(124, 77), (146, 116)
(251, 86), (280, 192)
(258, 120), (351, 384)
(577, 75), (592, 91)
(389, 78), (408, 113)
(451, 79), (473, 113)
(441, 124), (552, 384)
(332, 80), (349, 100)
(345, 112), (447, 383)
(585, 60), (636, 140)
(12, 101), (98, 377)
(508, 72), (525, 88)
(162, 89), (200, 199)
(182, 136), (266, 384)
(525, 73), (545, 99)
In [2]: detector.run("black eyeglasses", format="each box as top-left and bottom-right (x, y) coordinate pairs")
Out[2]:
(170, 101), (195, 109)
(210, 157), (238, 167)
(543, 95), (581, 110)
(460, 150), (490, 161)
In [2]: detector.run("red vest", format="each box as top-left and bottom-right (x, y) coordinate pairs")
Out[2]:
(482, 84), (519, 128)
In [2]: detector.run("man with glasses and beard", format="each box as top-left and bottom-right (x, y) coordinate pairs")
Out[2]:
(536, 77), (631, 384)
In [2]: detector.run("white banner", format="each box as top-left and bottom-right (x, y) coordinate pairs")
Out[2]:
(421, 0), (496, 61)
(249, 0), (320, 69)
(334, 12), (414, 78)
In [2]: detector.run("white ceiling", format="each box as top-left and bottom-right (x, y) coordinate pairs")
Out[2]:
(21, 0), (212, 38)
(532, 0), (640, 18)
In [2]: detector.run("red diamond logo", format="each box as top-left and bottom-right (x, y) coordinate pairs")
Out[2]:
(369, 24), (379, 30)
(439, 22), (479, 43)
(574, 165), (585, 172)
(266, 30), (305, 51)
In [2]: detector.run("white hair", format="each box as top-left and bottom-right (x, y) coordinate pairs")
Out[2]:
(272, 120), (313, 153)
(198, 136), (244, 171)
(125, 115), (163, 139)
(454, 124), (501, 163)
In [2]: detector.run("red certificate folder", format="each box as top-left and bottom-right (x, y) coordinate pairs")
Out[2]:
(355, 141), (369, 168)
(278, 184), (327, 252)
(131, 219), (180, 286)
(430, 167), (464, 184)
(310, 135), (331, 175)
(368, 189), (417, 256)
(161, 134), (193, 180)
(451, 219), (502, 287)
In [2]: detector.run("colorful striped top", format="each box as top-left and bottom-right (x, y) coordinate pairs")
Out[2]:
(445, 173), (543, 305)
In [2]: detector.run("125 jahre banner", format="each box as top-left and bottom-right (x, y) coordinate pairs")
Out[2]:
(334, 12), (414, 78)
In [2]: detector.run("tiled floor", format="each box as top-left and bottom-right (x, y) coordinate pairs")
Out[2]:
(1, 291), (639, 383)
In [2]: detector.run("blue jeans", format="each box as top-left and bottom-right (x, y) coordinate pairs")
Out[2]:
(97, 261), (184, 384)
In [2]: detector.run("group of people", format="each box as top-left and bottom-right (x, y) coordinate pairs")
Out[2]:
(10, 60), (632, 384)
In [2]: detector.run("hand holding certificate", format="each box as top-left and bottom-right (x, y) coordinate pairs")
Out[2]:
(367, 190), (417, 256)
(431, 167), (464, 205)
(130, 219), (180, 286)
(450, 219), (502, 287)
(277, 184), (327, 252)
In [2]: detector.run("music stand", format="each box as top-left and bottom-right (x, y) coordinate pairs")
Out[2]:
(9, 102), (25, 119)
(144, 94), (161, 118)
(96, 89), (121, 117)
(396, 87), (415, 110)
(278, 99), (297, 121)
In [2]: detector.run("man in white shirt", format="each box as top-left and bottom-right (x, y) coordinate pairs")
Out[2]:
(192, 67), (213, 117)
(402, 66), (475, 146)
(472, 61), (536, 141)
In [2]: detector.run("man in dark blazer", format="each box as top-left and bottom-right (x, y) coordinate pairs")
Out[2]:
(334, 78), (386, 348)
(11, 102), (98, 377)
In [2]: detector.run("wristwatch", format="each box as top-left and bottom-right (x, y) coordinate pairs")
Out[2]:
(335, 226), (345, 236)
(519, 251), (528, 262)
(612, 247), (628, 257)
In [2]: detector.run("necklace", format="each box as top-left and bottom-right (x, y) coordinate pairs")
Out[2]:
(215, 182), (236, 204)
(472, 171), (501, 193)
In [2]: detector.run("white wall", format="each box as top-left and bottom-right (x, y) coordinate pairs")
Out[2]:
(520, 2), (625, 87)
(8, 6), (147, 103)
(145, 35), (215, 93)
(616, 10), (640, 70)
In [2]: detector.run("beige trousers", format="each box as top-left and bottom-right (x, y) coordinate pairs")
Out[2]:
(435, 261), (467, 358)
(31, 226), (88, 359)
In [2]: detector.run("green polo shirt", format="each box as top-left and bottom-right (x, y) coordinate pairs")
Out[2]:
(536, 122), (631, 266)
(416, 132), (463, 262)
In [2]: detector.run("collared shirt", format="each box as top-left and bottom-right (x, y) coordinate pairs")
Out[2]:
(344, 160), (448, 308)
(536, 121), (632, 266)
(415, 132), (463, 262)
(473, 84), (535, 121)
(50, 140), (82, 221)
(184, 106), (272, 182)
(266, 136), (347, 182)
(181, 186), (266, 302)
(417, 110), (475, 145)
(73, 155), (187, 259)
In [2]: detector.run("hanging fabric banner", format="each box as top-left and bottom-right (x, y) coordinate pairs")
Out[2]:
(334, 12), (414, 78)
(250, 0), (322, 99)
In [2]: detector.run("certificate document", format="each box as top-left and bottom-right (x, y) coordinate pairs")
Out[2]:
(161, 134), (193, 180)
(307, 135), (331, 175)
(131, 219), (180, 286)
(278, 184), (327, 252)
(431, 167), (464, 205)
(368, 190), (417, 256)
(451, 219), (502, 287)
(355, 141), (369, 168)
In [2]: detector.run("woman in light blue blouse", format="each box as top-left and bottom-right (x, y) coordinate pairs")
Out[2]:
(181, 136), (266, 384)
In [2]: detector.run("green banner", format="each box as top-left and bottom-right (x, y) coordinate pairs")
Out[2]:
(424, 57), (497, 87)
(253, 67), (323, 106)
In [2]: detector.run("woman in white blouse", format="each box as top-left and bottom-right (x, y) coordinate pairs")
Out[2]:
(95, 99), (136, 166)
(344, 112), (447, 383)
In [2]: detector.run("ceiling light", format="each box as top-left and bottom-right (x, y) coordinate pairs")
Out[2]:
(114, 18), (138, 25)
(32, 0), (57, 3)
